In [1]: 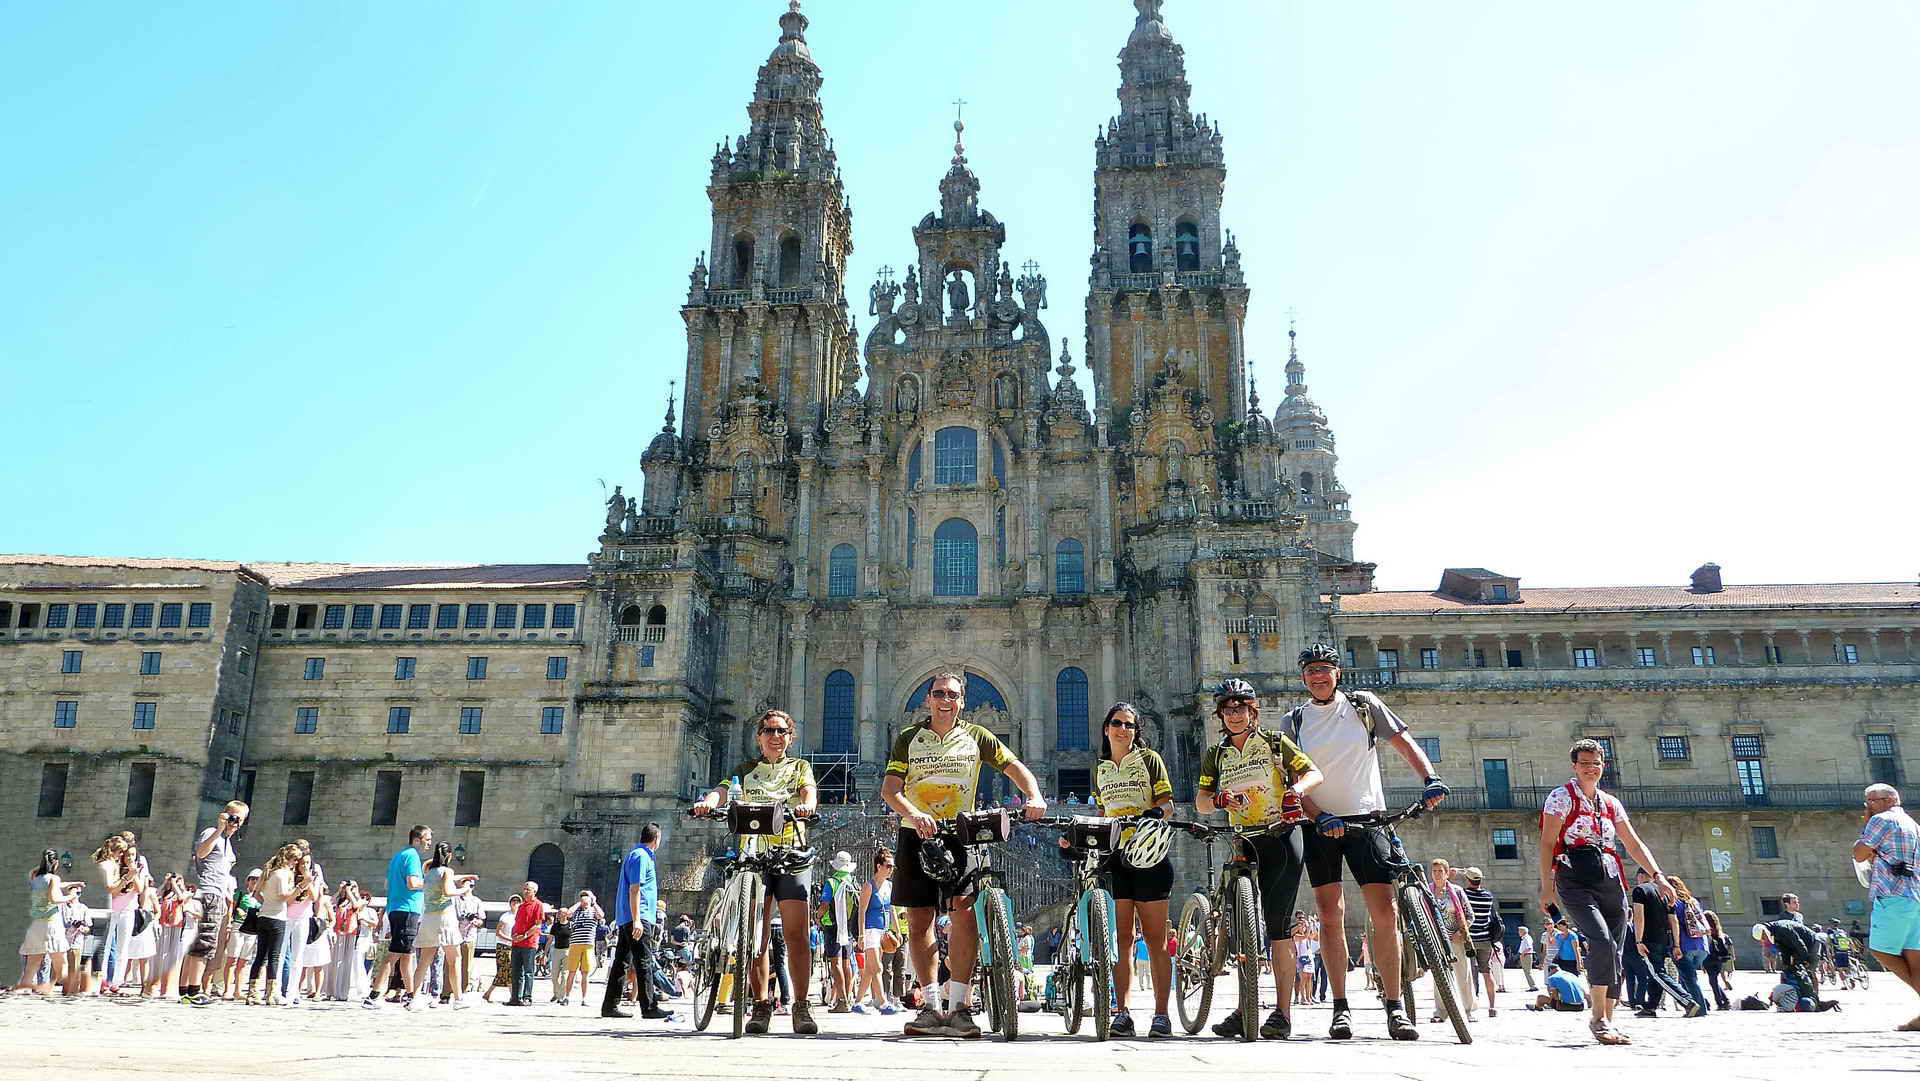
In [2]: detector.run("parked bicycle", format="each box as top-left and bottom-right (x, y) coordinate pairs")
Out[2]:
(683, 802), (817, 1038)
(1338, 800), (1471, 1045)
(1031, 813), (1148, 1040)
(1168, 816), (1298, 1040)
(917, 809), (1024, 1041)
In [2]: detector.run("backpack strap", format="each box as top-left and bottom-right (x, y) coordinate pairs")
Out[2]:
(1285, 692), (1377, 748)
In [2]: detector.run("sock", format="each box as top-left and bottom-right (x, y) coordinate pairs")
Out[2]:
(1384, 998), (1402, 1011)
(947, 979), (970, 1009)
(1333, 997), (1349, 1011)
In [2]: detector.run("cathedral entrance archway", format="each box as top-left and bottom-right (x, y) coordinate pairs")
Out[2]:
(900, 669), (1019, 807)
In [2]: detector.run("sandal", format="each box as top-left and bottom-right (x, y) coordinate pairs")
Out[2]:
(1898, 1016), (1920, 1032)
(1591, 1018), (1631, 1045)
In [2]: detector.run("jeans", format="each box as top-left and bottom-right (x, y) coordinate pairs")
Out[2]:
(249, 919), (287, 984)
(770, 923), (790, 1004)
(1677, 948), (1712, 1012)
(510, 945), (537, 1003)
(1624, 942), (1663, 1009)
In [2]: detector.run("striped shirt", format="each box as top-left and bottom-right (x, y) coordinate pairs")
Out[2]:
(568, 905), (600, 941)
(1462, 886), (1498, 941)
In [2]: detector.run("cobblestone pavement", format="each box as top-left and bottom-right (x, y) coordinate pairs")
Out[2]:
(2, 970), (1914, 1080)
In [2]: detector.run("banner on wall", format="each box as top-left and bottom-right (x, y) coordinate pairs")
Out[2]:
(1702, 819), (1745, 914)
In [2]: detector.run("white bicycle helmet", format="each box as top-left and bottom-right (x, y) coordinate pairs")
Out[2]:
(1121, 817), (1172, 869)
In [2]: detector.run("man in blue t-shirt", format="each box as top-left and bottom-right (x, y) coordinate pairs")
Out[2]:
(363, 824), (431, 1009)
(602, 823), (672, 1022)
(1533, 962), (1587, 1012)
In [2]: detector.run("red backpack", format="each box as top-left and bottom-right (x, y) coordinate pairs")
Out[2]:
(1545, 782), (1621, 881)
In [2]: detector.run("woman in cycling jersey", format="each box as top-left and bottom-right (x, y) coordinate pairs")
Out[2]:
(1538, 738), (1679, 1046)
(1092, 702), (1176, 1039)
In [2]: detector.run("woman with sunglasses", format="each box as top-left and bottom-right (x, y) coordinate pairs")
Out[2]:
(690, 708), (822, 1034)
(1089, 702), (1176, 1038)
(853, 847), (898, 1014)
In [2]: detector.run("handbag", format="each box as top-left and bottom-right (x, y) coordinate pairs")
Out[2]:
(132, 908), (151, 936)
(307, 915), (324, 944)
(239, 909), (261, 936)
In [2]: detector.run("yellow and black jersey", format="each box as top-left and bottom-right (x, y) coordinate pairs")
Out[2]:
(1094, 747), (1173, 818)
(719, 755), (816, 850)
(885, 720), (1013, 821)
(1197, 728), (1315, 827)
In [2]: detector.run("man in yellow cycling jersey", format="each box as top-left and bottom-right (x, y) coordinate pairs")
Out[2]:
(882, 671), (1046, 1038)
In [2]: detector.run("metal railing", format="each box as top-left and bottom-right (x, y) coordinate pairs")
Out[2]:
(1340, 668), (1399, 688)
(1225, 616), (1282, 635)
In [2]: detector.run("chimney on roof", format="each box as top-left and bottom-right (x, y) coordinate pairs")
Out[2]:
(1690, 563), (1723, 594)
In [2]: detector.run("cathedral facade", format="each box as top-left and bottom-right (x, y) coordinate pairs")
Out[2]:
(604, 0), (1367, 810)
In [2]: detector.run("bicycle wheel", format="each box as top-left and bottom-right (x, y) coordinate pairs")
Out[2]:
(1399, 884), (1470, 1045)
(731, 874), (761, 1039)
(981, 887), (1019, 1041)
(1229, 875), (1259, 1043)
(1174, 892), (1216, 1034)
(1062, 921), (1086, 1034)
(1088, 890), (1114, 1041)
(691, 892), (726, 1031)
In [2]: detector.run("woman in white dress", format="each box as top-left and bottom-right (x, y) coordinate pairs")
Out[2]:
(277, 849), (319, 1004)
(326, 881), (368, 1001)
(416, 842), (478, 1009)
(11, 850), (84, 996)
(301, 879), (334, 999)
(92, 835), (140, 994)
(124, 878), (159, 996)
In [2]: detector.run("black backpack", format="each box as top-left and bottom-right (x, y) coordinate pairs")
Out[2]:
(1283, 690), (1383, 748)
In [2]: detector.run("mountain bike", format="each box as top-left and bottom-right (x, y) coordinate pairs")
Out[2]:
(1031, 814), (1140, 1040)
(1337, 801), (1471, 1045)
(684, 803), (816, 1038)
(922, 809), (1023, 1041)
(1168, 817), (1299, 1040)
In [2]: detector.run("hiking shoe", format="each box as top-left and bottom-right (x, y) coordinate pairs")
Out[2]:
(1386, 1005), (1419, 1041)
(745, 1000), (773, 1034)
(945, 1005), (982, 1038)
(1328, 1005), (1353, 1040)
(1211, 1010), (1246, 1038)
(1149, 1014), (1172, 1039)
(1682, 1001), (1705, 1018)
(905, 1005), (946, 1036)
(1110, 1011), (1136, 1037)
(792, 999), (818, 1034)
(829, 1000), (852, 1014)
(1633, 1008), (1657, 1019)
(1260, 1009), (1292, 1040)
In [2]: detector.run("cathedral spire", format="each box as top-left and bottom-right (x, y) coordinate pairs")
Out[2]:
(939, 100), (982, 222)
(1284, 318), (1306, 395)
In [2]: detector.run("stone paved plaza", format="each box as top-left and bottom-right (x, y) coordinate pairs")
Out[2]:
(2, 969), (1914, 1080)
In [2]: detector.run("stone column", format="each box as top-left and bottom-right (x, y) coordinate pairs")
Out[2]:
(793, 459), (815, 598)
(1762, 632), (1778, 664)
(1095, 598), (1121, 712)
(1657, 631), (1674, 666)
(1626, 631), (1640, 667)
(1462, 635), (1478, 670)
(1094, 443), (1115, 589)
(1528, 633), (1543, 669)
(1089, 298), (1114, 412)
(1868, 628), (1884, 663)
(1223, 296), (1248, 419)
(1192, 302), (1211, 399)
(858, 602), (882, 763)
(1023, 421), (1043, 593)
(1902, 629), (1914, 662)
(682, 312), (707, 439)
(787, 607), (811, 749)
(1562, 633), (1577, 668)
(1019, 599), (1050, 779)
(1732, 632), (1746, 665)
(1127, 295), (1148, 398)
(718, 313), (737, 391)
(1797, 630), (1812, 664)
(1495, 636), (1511, 667)
(863, 458), (882, 593)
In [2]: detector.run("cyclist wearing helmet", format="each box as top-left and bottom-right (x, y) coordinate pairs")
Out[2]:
(881, 671), (1048, 1039)
(1195, 678), (1325, 1040)
(1091, 701), (1176, 1038)
(690, 708), (822, 1034)
(1287, 644), (1447, 1042)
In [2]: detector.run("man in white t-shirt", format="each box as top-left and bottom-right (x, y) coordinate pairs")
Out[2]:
(1285, 644), (1448, 1041)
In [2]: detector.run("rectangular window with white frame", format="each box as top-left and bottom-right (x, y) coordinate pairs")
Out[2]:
(1420, 648), (1438, 670)
(1838, 642), (1859, 664)
(1377, 648), (1399, 670)
(1635, 646), (1657, 666)
(1573, 647), (1598, 668)
(1691, 645), (1715, 666)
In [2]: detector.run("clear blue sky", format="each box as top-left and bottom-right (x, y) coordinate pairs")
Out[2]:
(4, 1), (1915, 590)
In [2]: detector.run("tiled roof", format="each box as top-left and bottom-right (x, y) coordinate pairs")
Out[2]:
(0, 554), (588, 591)
(1340, 582), (1920, 615)
(260, 563), (589, 590)
(1444, 567), (1507, 579)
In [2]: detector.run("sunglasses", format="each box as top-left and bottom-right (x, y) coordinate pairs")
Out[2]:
(928, 689), (962, 700)
(760, 727), (793, 736)
(1105, 720), (1137, 730)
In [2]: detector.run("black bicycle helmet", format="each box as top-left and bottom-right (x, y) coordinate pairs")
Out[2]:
(1213, 678), (1257, 707)
(1298, 643), (1341, 669)
(917, 836), (963, 887)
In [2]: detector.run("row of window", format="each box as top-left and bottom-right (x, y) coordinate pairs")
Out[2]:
(300, 655), (569, 681)
(273, 769), (487, 827)
(1380, 641), (1875, 670)
(57, 649), (178, 676)
(816, 668), (1090, 754)
(1125, 221), (1203, 274)
(293, 704), (567, 736)
(1410, 733), (1898, 801)
(1, 601), (212, 631)
(50, 700), (159, 730)
(273, 601), (576, 632)
(1481, 824), (1787, 862)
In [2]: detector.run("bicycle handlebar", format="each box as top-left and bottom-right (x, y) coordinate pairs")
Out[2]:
(1173, 816), (1303, 840)
(683, 805), (821, 824)
(1336, 800), (1431, 828)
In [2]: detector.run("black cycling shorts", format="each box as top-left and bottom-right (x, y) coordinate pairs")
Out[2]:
(1303, 823), (1396, 888)
(1245, 829), (1306, 938)
(892, 826), (969, 910)
(1110, 855), (1173, 904)
(762, 867), (812, 905)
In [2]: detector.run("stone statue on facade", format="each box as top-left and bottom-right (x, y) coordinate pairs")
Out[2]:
(897, 376), (919, 415)
(624, 496), (639, 533)
(605, 485), (626, 533)
(946, 270), (970, 319)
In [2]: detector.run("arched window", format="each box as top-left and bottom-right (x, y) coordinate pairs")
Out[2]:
(1056, 667), (1090, 751)
(828, 544), (857, 597)
(907, 673), (1008, 712)
(1128, 224), (1153, 274)
(1055, 539), (1085, 595)
(526, 843), (564, 906)
(732, 235), (754, 286)
(619, 605), (643, 626)
(991, 438), (1006, 488)
(906, 508), (917, 569)
(778, 233), (803, 286)
(822, 670), (856, 754)
(1299, 470), (1315, 493)
(645, 605), (667, 626)
(1175, 221), (1200, 271)
(934, 427), (978, 485)
(907, 442), (923, 487)
(933, 518), (978, 597)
